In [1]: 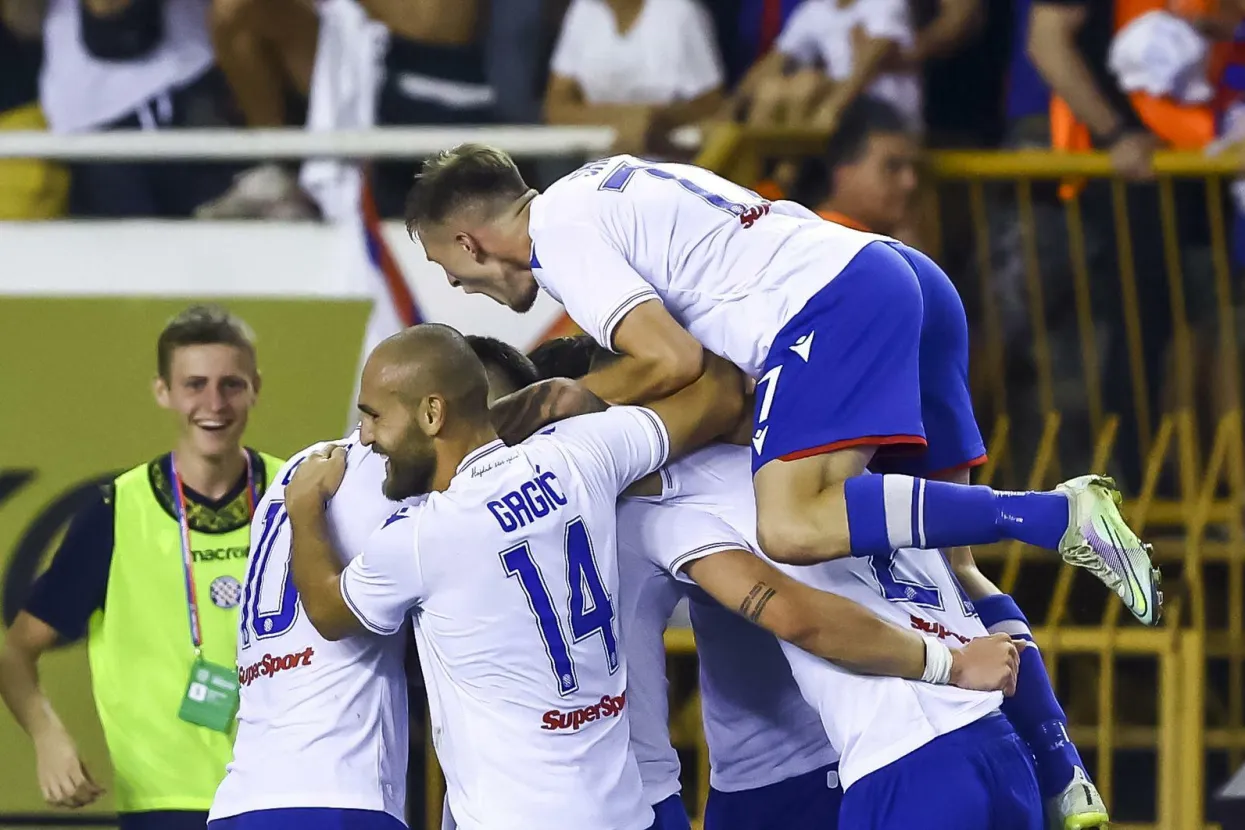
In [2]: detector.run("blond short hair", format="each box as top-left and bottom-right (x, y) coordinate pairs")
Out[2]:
(404, 143), (529, 237)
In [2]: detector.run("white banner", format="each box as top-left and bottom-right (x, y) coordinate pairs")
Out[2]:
(0, 220), (566, 349)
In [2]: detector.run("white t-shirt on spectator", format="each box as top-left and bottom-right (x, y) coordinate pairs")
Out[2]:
(40, 0), (214, 132)
(775, 0), (921, 128)
(550, 0), (724, 106)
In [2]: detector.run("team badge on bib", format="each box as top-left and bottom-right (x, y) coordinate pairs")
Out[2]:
(210, 575), (243, 609)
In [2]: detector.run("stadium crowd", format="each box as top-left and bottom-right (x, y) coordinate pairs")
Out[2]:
(2, 0), (1173, 221)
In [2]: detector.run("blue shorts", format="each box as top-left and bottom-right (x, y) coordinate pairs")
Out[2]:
(121, 812), (208, 830)
(649, 793), (692, 830)
(208, 808), (406, 830)
(839, 715), (1043, 830)
(703, 763), (842, 830)
(751, 241), (986, 476)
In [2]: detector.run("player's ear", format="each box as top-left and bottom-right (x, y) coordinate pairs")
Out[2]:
(418, 395), (447, 437)
(457, 232), (483, 262)
(153, 374), (172, 409)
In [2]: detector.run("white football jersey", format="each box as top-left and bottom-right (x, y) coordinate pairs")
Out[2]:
(627, 452), (837, 794)
(613, 508), (688, 808)
(528, 155), (889, 377)
(210, 433), (413, 822)
(340, 408), (671, 830)
(658, 443), (1002, 790)
(616, 492), (775, 807)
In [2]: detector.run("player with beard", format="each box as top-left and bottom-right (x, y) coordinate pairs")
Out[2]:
(277, 323), (747, 830)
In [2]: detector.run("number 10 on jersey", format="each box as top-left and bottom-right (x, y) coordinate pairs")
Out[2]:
(501, 517), (620, 696)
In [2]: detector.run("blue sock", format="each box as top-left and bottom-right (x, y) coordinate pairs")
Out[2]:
(843, 475), (1070, 556)
(976, 593), (1088, 801)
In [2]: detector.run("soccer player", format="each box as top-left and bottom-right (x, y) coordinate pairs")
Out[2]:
(275, 324), (746, 830)
(533, 342), (1046, 829)
(207, 431), (414, 830)
(472, 335), (1026, 830)
(402, 145), (1162, 629)
(577, 335), (1105, 829)
(791, 99), (1110, 828)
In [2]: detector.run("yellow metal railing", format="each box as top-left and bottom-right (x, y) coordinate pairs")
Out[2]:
(693, 130), (1245, 830)
(422, 137), (1245, 830)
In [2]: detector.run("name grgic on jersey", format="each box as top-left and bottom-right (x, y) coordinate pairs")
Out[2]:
(339, 408), (672, 830)
(210, 433), (414, 823)
(657, 443), (1003, 791)
(528, 154), (889, 377)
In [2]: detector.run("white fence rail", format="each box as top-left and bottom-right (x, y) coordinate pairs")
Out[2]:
(0, 125), (702, 161)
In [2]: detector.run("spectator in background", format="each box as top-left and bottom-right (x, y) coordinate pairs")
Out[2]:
(205, 0), (496, 218)
(0, 306), (284, 830)
(791, 95), (919, 240)
(1027, 0), (1157, 178)
(1020, 0), (1222, 491)
(716, 0), (801, 87)
(0, 14), (68, 218)
(0, 0), (239, 217)
(194, 0), (320, 219)
(732, 0), (980, 134)
(544, 0), (725, 157)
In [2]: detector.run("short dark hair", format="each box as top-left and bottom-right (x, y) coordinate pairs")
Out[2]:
(404, 143), (530, 237)
(527, 336), (609, 381)
(466, 335), (541, 392)
(791, 95), (912, 207)
(157, 304), (257, 380)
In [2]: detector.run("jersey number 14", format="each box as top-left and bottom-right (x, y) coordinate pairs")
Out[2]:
(501, 516), (620, 696)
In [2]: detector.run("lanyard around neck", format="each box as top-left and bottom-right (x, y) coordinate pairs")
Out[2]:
(170, 452), (259, 652)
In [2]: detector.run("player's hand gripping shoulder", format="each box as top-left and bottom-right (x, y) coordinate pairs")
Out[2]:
(285, 444), (362, 641)
(490, 378), (610, 445)
(285, 443), (348, 512)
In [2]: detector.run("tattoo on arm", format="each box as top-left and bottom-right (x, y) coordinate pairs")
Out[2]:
(739, 581), (777, 623)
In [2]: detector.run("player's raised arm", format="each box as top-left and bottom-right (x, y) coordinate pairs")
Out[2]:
(285, 445), (365, 641)
(492, 340), (745, 455)
(644, 351), (747, 460)
(286, 449), (430, 642)
(532, 223), (707, 406)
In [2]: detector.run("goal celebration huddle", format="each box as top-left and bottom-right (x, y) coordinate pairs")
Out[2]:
(209, 146), (1160, 830)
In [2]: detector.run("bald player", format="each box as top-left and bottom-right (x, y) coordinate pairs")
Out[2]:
(283, 324), (746, 830)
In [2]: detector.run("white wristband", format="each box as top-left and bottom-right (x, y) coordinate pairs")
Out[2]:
(921, 638), (953, 685)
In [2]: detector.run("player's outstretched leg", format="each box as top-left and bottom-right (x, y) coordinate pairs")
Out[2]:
(838, 473), (1163, 626)
(749, 240), (1161, 626)
(975, 593), (1109, 830)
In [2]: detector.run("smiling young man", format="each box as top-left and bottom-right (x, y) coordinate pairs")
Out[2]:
(0, 304), (283, 830)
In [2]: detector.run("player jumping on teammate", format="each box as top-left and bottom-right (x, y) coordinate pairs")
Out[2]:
(402, 144), (1161, 630)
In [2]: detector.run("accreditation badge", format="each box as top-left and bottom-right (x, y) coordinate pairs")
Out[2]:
(177, 656), (240, 733)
